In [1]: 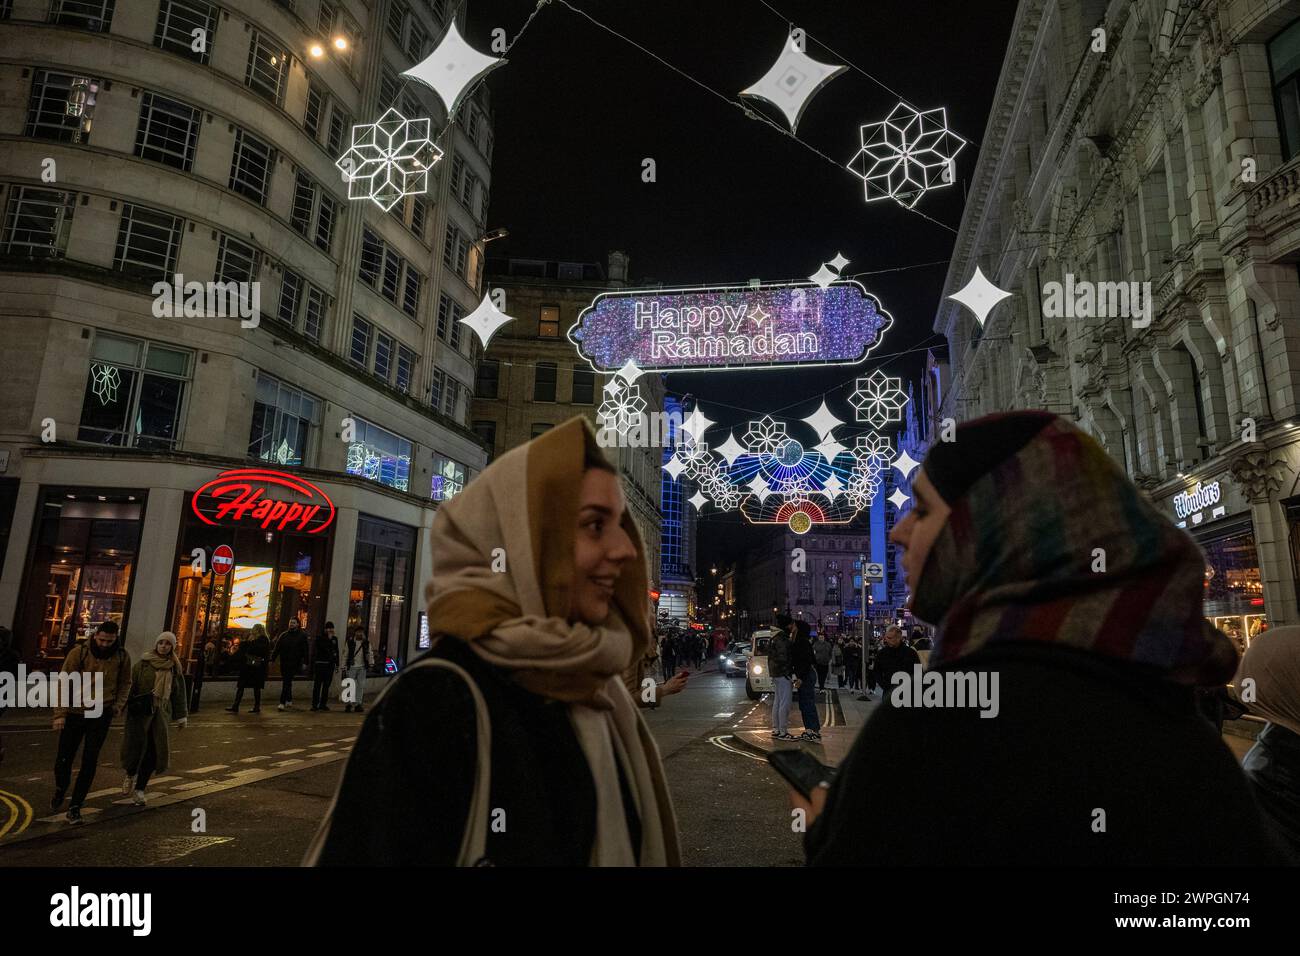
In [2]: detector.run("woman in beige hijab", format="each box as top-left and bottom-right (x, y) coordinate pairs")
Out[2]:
(307, 418), (680, 866)
(1237, 627), (1300, 863)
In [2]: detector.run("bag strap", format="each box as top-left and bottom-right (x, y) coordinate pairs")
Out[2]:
(301, 654), (492, 867)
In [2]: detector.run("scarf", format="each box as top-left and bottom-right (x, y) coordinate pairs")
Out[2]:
(1236, 626), (1300, 736)
(142, 649), (181, 702)
(916, 413), (1238, 685)
(426, 416), (680, 866)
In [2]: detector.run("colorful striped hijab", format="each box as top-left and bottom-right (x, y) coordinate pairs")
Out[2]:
(915, 413), (1238, 685)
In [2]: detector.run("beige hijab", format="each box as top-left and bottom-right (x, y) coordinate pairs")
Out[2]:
(426, 417), (681, 866)
(1236, 627), (1300, 736)
(143, 632), (182, 703)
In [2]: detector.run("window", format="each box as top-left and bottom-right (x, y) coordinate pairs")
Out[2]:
(798, 574), (811, 603)
(395, 345), (416, 394)
(539, 306), (560, 337)
(572, 365), (594, 404)
(315, 193), (336, 252)
(26, 70), (97, 143)
(113, 204), (182, 283)
(436, 292), (453, 341)
(327, 105), (350, 155)
(317, 0), (335, 33)
(1270, 19), (1300, 160)
(534, 363), (557, 403)
(472, 421), (497, 462)
(429, 367), (445, 410)
(442, 379), (460, 419)
(386, 0), (407, 44)
(78, 332), (191, 449)
(475, 360), (500, 399)
(303, 286), (327, 342)
(2, 187), (75, 258)
(406, 17), (427, 59)
(374, 332), (394, 382)
(349, 315), (371, 366)
(50, 0), (114, 31)
(431, 454), (466, 500)
(249, 372), (319, 466)
(410, 197), (426, 240)
(359, 227), (382, 285)
(155, 0), (216, 63)
(229, 128), (275, 205)
(344, 417), (412, 491)
(379, 69), (400, 111)
(246, 31), (287, 105)
(277, 270), (302, 326)
(276, 271), (329, 342)
(451, 155), (466, 199)
(304, 78), (327, 141)
(450, 309), (464, 351)
(401, 268), (422, 317)
(291, 173), (315, 236)
(135, 92), (200, 170)
(442, 223), (469, 278)
(381, 248), (401, 302)
(216, 233), (258, 284)
(531, 423), (552, 438)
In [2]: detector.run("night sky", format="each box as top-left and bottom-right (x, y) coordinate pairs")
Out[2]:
(465, 0), (1020, 566)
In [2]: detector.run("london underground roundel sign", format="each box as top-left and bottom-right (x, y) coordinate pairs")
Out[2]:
(191, 469), (336, 535)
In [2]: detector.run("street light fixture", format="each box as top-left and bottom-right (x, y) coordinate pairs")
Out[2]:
(309, 43), (325, 58)
(333, 36), (349, 51)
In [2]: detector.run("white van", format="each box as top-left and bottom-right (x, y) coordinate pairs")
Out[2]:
(746, 628), (777, 699)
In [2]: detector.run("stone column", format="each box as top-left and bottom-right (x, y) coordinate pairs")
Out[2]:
(1229, 447), (1296, 627)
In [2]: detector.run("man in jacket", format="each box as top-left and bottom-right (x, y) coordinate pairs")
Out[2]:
(812, 634), (833, 689)
(51, 622), (132, 824)
(872, 626), (921, 707)
(342, 627), (372, 713)
(769, 615), (795, 740)
(310, 622), (340, 711)
(273, 618), (310, 711)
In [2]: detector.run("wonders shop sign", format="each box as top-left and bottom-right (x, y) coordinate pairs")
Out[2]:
(191, 468), (336, 534)
(1173, 480), (1222, 520)
(568, 281), (893, 373)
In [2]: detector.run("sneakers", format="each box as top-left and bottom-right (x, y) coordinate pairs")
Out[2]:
(131, 791), (146, 806)
(65, 806), (83, 824)
(277, 703), (286, 711)
(50, 787), (67, 812)
(121, 774), (134, 796)
(774, 732), (799, 741)
(225, 705), (239, 713)
(249, 707), (261, 714)
(799, 730), (823, 742)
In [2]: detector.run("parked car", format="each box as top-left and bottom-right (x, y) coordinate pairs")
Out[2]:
(719, 646), (748, 678)
(746, 629), (776, 700)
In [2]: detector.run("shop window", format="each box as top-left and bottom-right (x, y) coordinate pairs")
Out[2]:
(345, 416), (412, 491)
(249, 372), (319, 466)
(135, 92), (201, 170)
(1201, 520), (1266, 656)
(78, 331), (191, 449)
(17, 489), (144, 665)
(112, 203), (182, 284)
(475, 359), (499, 399)
(431, 454), (466, 500)
(349, 517), (416, 675)
(1269, 18), (1300, 161)
(2, 186), (75, 259)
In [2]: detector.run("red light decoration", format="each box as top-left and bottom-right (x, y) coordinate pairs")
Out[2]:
(192, 468), (336, 535)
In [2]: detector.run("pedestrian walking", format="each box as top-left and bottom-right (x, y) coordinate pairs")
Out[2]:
(51, 621), (131, 824)
(309, 622), (340, 711)
(812, 632), (832, 689)
(342, 627), (372, 713)
(660, 630), (677, 681)
(187, 636), (215, 713)
(796, 411), (1278, 865)
(272, 618), (310, 711)
(0, 627), (18, 766)
(831, 639), (846, 688)
(227, 623), (270, 714)
(872, 626), (921, 706)
(843, 639), (862, 691)
(1237, 625), (1300, 863)
(119, 632), (188, 806)
(768, 615), (794, 740)
(306, 418), (680, 865)
(791, 621), (822, 742)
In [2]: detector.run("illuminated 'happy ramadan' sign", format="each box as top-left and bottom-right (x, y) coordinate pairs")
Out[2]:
(568, 281), (893, 372)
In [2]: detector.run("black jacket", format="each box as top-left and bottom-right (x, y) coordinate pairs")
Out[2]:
(767, 631), (792, 678)
(313, 639), (640, 865)
(311, 632), (340, 668)
(790, 638), (816, 680)
(1242, 722), (1300, 863)
(806, 642), (1281, 865)
(872, 642), (921, 700)
(272, 628), (309, 671)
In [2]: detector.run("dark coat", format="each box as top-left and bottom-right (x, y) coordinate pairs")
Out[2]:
(872, 642), (921, 701)
(272, 628), (309, 674)
(120, 658), (188, 774)
(312, 639), (629, 866)
(311, 632), (339, 668)
(806, 643), (1281, 865)
(767, 630), (792, 678)
(237, 634), (271, 690)
(1242, 722), (1300, 863)
(790, 638), (816, 680)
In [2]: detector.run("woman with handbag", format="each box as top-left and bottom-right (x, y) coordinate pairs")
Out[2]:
(227, 624), (270, 714)
(306, 418), (681, 866)
(119, 632), (188, 806)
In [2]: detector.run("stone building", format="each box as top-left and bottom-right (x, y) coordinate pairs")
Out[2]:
(471, 252), (664, 589)
(732, 529), (871, 638)
(0, 0), (492, 681)
(932, 0), (1300, 647)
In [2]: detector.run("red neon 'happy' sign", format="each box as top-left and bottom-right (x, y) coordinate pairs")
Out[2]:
(191, 468), (336, 535)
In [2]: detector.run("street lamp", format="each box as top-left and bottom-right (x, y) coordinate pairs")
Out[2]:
(474, 228), (510, 293)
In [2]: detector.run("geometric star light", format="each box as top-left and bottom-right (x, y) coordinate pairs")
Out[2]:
(740, 31), (847, 133)
(849, 370), (908, 429)
(336, 108), (442, 211)
(91, 364), (121, 404)
(459, 292), (516, 349)
(948, 266), (1012, 328)
(597, 380), (648, 436)
(846, 102), (967, 210)
(402, 22), (505, 116)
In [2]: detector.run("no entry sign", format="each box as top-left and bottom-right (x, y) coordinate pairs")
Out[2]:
(212, 544), (234, 576)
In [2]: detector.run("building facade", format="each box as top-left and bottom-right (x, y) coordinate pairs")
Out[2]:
(933, 0), (1300, 650)
(732, 529), (871, 638)
(471, 252), (664, 589)
(0, 0), (492, 682)
(658, 394), (697, 623)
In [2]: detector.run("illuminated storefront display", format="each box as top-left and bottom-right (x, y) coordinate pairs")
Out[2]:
(226, 565), (273, 629)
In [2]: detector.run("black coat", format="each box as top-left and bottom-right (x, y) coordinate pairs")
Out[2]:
(312, 639), (640, 865)
(872, 642), (921, 700)
(790, 639), (815, 679)
(1242, 722), (1300, 863)
(237, 634), (271, 689)
(806, 642), (1281, 865)
(311, 633), (340, 668)
(272, 628), (309, 674)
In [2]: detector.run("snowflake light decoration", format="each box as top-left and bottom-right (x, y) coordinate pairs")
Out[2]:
(91, 364), (121, 405)
(597, 380), (648, 435)
(742, 415), (788, 456)
(336, 108), (441, 212)
(846, 102), (967, 210)
(851, 432), (894, 467)
(849, 370), (908, 429)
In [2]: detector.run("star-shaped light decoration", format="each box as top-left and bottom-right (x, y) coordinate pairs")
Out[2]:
(809, 264), (838, 290)
(821, 473), (844, 500)
(402, 21), (505, 116)
(681, 405), (715, 443)
(747, 475), (772, 502)
(743, 415), (788, 456)
(91, 364), (121, 404)
(849, 370), (908, 429)
(892, 449), (921, 480)
(662, 455), (687, 481)
(688, 491), (709, 512)
(336, 108), (441, 211)
(713, 432), (749, 467)
(846, 102), (967, 209)
(596, 380), (647, 436)
(749, 304), (772, 327)
(828, 252), (850, 273)
(814, 434), (848, 463)
(888, 488), (911, 510)
(801, 400), (845, 439)
(459, 292), (516, 349)
(948, 266), (1012, 328)
(740, 31), (847, 132)
(616, 358), (644, 384)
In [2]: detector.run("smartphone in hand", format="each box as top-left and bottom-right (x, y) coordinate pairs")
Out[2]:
(767, 749), (836, 800)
